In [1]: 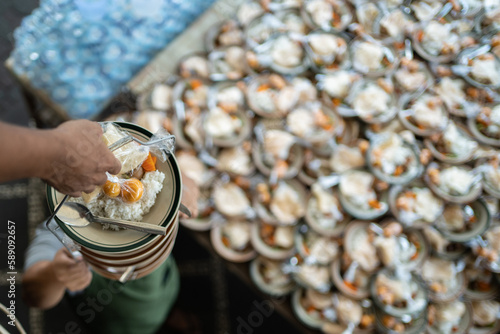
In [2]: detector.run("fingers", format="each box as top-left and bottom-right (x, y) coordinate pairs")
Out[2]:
(92, 173), (108, 186)
(46, 176), (102, 196)
(60, 248), (84, 264)
(63, 262), (89, 278)
(64, 262), (92, 291)
(45, 172), (104, 196)
(67, 191), (83, 198)
(46, 120), (123, 196)
(97, 149), (122, 175)
(82, 185), (97, 194)
(67, 270), (92, 292)
(107, 157), (122, 175)
(51, 181), (81, 197)
(55, 249), (87, 273)
(90, 121), (104, 136)
(54, 248), (92, 290)
(55, 248), (80, 266)
(80, 120), (103, 139)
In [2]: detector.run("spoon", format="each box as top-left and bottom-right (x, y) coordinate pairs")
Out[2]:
(57, 202), (168, 235)
(107, 131), (176, 151)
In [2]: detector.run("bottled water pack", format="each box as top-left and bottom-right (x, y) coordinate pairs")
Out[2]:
(11, 0), (215, 119)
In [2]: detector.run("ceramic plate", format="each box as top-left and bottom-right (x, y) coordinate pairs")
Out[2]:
(435, 199), (491, 243)
(249, 256), (296, 296)
(291, 289), (327, 329)
(91, 222), (178, 281)
(46, 122), (182, 253)
(330, 257), (370, 300)
(79, 215), (177, 258)
(427, 302), (473, 334)
(250, 221), (296, 260)
(80, 221), (176, 266)
(83, 222), (176, 269)
(211, 222), (257, 262)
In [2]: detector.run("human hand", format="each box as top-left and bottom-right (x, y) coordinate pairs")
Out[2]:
(52, 248), (92, 292)
(180, 173), (199, 219)
(43, 120), (122, 197)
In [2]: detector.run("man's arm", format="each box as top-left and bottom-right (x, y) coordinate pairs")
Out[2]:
(0, 122), (59, 182)
(22, 249), (91, 310)
(0, 120), (121, 196)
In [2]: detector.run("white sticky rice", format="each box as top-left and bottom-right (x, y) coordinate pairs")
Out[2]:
(73, 170), (165, 229)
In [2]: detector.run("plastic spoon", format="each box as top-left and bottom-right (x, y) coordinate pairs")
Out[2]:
(343, 261), (359, 283)
(57, 202), (168, 235)
(318, 174), (341, 189)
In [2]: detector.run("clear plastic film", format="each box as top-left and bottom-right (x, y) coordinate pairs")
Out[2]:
(102, 174), (145, 204)
(101, 122), (175, 163)
(97, 122), (176, 205)
(453, 45), (500, 90)
(148, 127), (176, 162)
(101, 122), (150, 175)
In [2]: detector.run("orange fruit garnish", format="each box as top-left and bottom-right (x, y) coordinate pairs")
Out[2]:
(257, 84), (270, 92)
(332, 98), (341, 107)
(344, 280), (358, 291)
(394, 41), (405, 50)
(190, 79), (203, 90)
(274, 160), (289, 178)
(121, 178), (144, 203)
(332, 12), (340, 26)
(142, 153), (157, 172)
(368, 199), (382, 209)
(404, 191), (417, 198)
(361, 314), (375, 328)
(103, 180), (120, 198)
(394, 165), (404, 176)
(261, 224), (275, 238)
(416, 31), (424, 43)
(222, 236), (230, 247)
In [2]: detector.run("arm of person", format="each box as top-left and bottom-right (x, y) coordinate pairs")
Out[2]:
(0, 120), (121, 196)
(22, 222), (92, 310)
(22, 249), (91, 310)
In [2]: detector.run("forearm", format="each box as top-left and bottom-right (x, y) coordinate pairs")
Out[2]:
(22, 261), (66, 309)
(0, 122), (57, 182)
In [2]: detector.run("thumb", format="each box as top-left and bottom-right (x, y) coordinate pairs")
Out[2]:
(59, 248), (83, 264)
(107, 156), (122, 175)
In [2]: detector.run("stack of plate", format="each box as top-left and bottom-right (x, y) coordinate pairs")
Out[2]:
(46, 122), (183, 281)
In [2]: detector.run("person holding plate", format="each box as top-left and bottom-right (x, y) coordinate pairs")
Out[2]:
(21, 174), (199, 334)
(0, 120), (122, 196)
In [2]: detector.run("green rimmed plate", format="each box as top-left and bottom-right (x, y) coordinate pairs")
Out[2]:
(46, 122), (182, 253)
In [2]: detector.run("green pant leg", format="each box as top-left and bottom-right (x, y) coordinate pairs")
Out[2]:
(68, 256), (180, 334)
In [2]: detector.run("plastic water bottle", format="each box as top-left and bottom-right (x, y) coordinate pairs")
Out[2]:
(11, 0), (217, 119)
